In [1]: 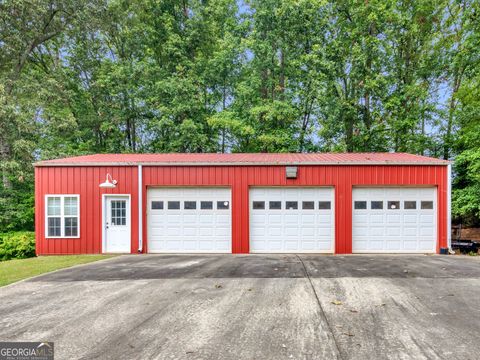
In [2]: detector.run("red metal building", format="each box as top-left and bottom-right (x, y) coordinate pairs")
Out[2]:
(34, 153), (451, 255)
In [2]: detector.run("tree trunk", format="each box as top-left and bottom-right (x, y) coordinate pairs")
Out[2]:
(0, 136), (12, 189)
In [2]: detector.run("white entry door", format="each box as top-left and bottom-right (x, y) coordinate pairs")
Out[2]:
(147, 187), (232, 253)
(250, 187), (335, 253)
(104, 196), (131, 253)
(352, 187), (437, 253)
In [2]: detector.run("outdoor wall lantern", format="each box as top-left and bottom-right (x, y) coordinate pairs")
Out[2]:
(286, 166), (298, 179)
(99, 173), (117, 188)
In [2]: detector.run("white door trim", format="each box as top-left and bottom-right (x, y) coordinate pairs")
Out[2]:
(102, 194), (132, 253)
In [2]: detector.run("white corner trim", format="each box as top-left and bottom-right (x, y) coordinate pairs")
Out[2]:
(447, 163), (452, 249)
(138, 165), (143, 253)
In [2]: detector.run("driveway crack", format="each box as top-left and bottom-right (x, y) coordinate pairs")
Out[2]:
(296, 254), (344, 360)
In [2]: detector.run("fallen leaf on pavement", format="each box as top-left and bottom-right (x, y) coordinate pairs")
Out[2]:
(331, 300), (343, 305)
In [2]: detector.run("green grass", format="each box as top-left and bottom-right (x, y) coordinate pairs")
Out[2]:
(0, 255), (116, 287)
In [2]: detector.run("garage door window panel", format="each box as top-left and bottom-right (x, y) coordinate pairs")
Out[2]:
(387, 201), (400, 210)
(318, 201), (331, 210)
(168, 201), (180, 210)
(421, 201), (434, 209)
(217, 201), (229, 210)
(253, 201), (265, 210)
(184, 201), (196, 209)
(302, 201), (314, 210)
(404, 201), (416, 209)
(269, 201), (281, 210)
(354, 201), (367, 210)
(151, 201), (163, 210)
(201, 201), (213, 210)
(286, 201), (298, 210)
(371, 201), (383, 210)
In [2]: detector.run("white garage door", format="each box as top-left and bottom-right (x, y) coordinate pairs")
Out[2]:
(352, 187), (437, 253)
(250, 187), (334, 253)
(147, 187), (231, 253)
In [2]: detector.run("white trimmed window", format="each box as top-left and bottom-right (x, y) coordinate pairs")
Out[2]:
(45, 195), (80, 238)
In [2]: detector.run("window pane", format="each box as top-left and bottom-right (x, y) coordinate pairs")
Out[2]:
(168, 201), (180, 210)
(48, 217), (61, 237)
(65, 217), (78, 237)
(184, 201), (196, 210)
(217, 201), (229, 210)
(111, 200), (127, 225)
(151, 201), (163, 210)
(318, 201), (331, 210)
(354, 201), (367, 210)
(64, 197), (78, 216)
(286, 201), (298, 210)
(302, 201), (314, 210)
(371, 201), (383, 210)
(387, 201), (400, 210)
(201, 201), (213, 210)
(421, 201), (433, 209)
(404, 201), (416, 210)
(252, 201), (265, 210)
(47, 197), (61, 216)
(269, 201), (281, 210)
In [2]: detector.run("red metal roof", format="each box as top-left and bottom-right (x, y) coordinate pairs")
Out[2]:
(34, 153), (449, 166)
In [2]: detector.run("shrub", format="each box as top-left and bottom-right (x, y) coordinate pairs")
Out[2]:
(0, 231), (36, 261)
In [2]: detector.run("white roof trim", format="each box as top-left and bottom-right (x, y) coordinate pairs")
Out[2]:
(34, 161), (449, 167)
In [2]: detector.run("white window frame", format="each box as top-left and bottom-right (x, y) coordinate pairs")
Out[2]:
(45, 195), (80, 238)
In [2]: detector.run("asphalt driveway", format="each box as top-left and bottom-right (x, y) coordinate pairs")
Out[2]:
(1, 254), (479, 360)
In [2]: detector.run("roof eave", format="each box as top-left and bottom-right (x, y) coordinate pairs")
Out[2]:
(33, 161), (450, 167)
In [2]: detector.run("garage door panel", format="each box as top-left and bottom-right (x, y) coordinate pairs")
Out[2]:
(386, 227), (401, 236)
(268, 214), (282, 223)
(420, 214), (434, 223)
(353, 226), (368, 236)
(301, 227), (315, 236)
(370, 214), (384, 223)
(370, 227), (384, 236)
(250, 187), (334, 253)
(403, 227), (417, 236)
(147, 187), (232, 253)
(403, 215), (417, 223)
(420, 227), (435, 236)
(353, 187), (436, 253)
(386, 214), (401, 223)
(385, 240), (402, 250)
(268, 227), (282, 236)
(285, 214), (299, 224)
(318, 215), (332, 224)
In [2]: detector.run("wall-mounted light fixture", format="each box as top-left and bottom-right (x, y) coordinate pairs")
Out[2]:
(99, 173), (117, 188)
(286, 166), (298, 179)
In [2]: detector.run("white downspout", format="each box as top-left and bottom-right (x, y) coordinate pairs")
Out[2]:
(138, 164), (143, 253)
(447, 163), (452, 250)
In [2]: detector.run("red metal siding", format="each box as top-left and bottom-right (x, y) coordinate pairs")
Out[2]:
(141, 165), (448, 254)
(35, 166), (138, 255)
(35, 164), (448, 255)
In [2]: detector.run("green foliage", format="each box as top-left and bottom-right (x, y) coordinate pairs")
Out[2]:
(0, 232), (36, 261)
(0, 0), (479, 227)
